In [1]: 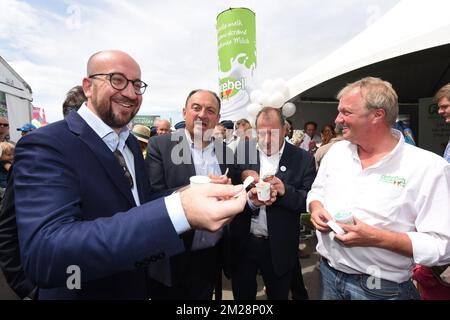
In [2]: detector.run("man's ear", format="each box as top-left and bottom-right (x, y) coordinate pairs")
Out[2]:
(82, 77), (92, 99)
(373, 108), (386, 123)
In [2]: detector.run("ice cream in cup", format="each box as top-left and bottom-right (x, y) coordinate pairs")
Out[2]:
(256, 182), (271, 201)
(334, 211), (354, 225)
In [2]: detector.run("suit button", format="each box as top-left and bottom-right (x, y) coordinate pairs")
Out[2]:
(158, 252), (165, 259)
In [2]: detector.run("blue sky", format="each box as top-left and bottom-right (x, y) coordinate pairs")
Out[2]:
(0, 0), (399, 123)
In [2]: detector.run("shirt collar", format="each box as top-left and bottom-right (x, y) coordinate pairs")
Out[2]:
(184, 129), (214, 151)
(77, 104), (130, 152)
(349, 129), (404, 168)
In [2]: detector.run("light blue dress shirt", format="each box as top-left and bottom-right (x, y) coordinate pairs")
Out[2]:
(77, 104), (189, 234)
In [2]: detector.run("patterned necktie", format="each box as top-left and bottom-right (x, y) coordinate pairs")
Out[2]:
(114, 149), (134, 188)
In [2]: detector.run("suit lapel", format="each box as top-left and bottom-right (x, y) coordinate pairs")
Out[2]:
(178, 131), (196, 177)
(276, 142), (293, 180)
(66, 112), (136, 206)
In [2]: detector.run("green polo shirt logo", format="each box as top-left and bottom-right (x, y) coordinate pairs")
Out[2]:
(380, 175), (406, 187)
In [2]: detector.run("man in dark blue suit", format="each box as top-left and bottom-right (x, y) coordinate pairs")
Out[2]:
(12, 50), (246, 299)
(230, 107), (316, 300)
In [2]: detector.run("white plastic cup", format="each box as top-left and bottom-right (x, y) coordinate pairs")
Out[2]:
(334, 211), (354, 225)
(189, 175), (211, 187)
(256, 182), (271, 201)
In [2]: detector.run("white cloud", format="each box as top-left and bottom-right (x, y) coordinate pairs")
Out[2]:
(0, 0), (399, 122)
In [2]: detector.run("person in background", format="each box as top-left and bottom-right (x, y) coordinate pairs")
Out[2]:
(228, 118), (253, 153)
(62, 86), (86, 117)
(412, 82), (450, 299)
(436, 83), (450, 162)
(157, 119), (171, 136)
(290, 129), (305, 148)
(284, 119), (294, 143)
(173, 121), (186, 132)
(16, 123), (37, 137)
(309, 77), (450, 300)
(213, 123), (227, 141)
(0, 116), (10, 142)
(235, 118), (253, 140)
(319, 124), (336, 147)
(300, 121), (321, 154)
(220, 120), (234, 141)
(393, 120), (416, 146)
(314, 124), (344, 170)
(0, 141), (14, 189)
(131, 124), (151, 159)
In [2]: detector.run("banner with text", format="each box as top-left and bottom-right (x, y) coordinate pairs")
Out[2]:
(217, 8), (256, 121)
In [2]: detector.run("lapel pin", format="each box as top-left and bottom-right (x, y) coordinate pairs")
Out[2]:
(280, 166), (287, 172)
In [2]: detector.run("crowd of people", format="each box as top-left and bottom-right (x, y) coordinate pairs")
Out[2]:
(0, 50), (449, 300)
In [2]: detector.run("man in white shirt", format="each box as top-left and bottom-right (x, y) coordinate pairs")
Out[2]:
(308, 77), (450, 300)
(299, 121), (320, 153)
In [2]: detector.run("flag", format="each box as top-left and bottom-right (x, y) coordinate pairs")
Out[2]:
(32, 106), (48, 128)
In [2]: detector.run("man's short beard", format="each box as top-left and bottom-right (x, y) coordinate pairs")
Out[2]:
(101, 107), (138, 129)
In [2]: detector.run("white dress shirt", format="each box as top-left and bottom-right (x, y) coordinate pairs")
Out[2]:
(185, 130), (224, 250)
(307, 129), (450, 283)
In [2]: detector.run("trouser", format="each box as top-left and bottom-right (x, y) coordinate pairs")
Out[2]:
(319, 258), (419, 300)
(231, 235), (293, 300)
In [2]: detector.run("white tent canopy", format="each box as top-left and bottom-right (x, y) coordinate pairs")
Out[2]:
(287, 0), (450, 100)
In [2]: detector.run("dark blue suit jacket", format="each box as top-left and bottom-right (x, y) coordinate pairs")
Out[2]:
(13, 111), (184, 299)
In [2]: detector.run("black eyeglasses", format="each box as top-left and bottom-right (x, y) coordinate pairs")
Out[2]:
(0, 123), (9, 128)
(113, 150), (134, 188)
(89, 73), (148, 95)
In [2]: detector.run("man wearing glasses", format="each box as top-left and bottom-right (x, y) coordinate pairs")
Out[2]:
(12, 50), (246, 299)
(0, 116), (9, 142)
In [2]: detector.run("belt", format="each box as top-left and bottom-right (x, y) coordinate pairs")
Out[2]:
(250, 233), (269, 240)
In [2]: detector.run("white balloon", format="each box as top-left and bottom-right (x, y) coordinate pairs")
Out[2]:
(250, 90), (262, 104)
(247, 103), (262, 117)
(267, 92), (286, 108)
(279, 86), (290, 100)
(282, 102), (296, 117)
(274, 79), (290, 99)
(258, 93), (271, 106)
(262, 79), (274, 92)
